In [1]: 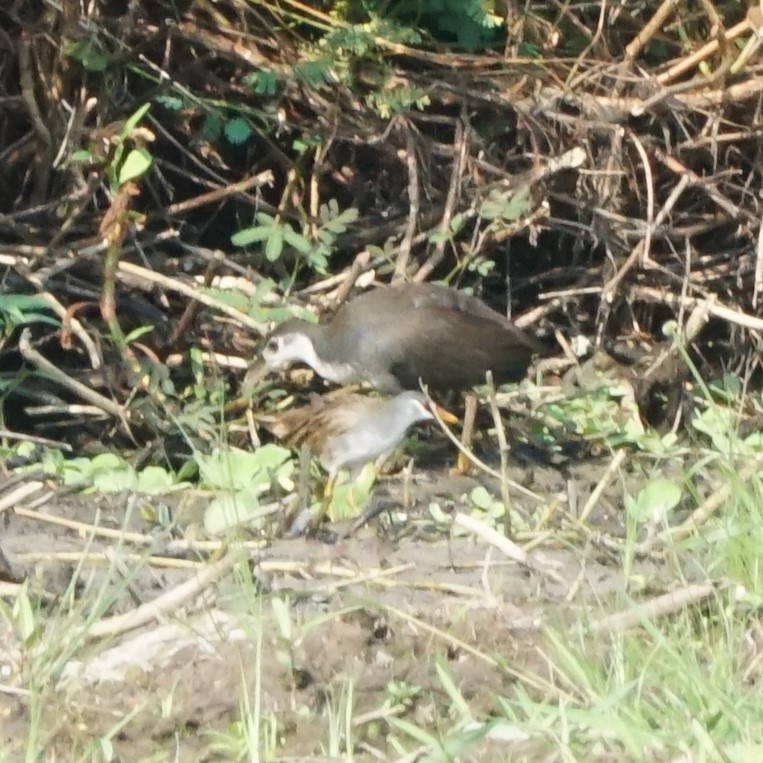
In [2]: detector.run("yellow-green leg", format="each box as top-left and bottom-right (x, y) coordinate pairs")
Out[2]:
(454, 392), (478, 474)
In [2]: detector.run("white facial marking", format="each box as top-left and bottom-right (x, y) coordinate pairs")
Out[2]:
(262, 333), (314, 369)
(262, 333), (357, 384)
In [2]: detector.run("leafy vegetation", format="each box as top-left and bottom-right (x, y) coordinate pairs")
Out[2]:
(2, 0), (763, 758)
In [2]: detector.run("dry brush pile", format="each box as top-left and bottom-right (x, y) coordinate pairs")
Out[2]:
(1, 0), (762, 447)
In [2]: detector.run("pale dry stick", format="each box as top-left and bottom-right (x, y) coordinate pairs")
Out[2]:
(485, 371), (512, 535)
(753, 209), (763, 309)
(13, 504), (280, 547)
(14, 502), (268, 558)
(649, 463), (761, 549)
(324, 564), (411, 590)
(169, 172), (276, 217)
(513, 298), (563, 328)
(23, 404), (109, 420)
(166, 350), (249, 371)
(414, 119), (467, 283)
(629, 131), (655, 266)
(427, 399), (545, 503)
(117, 261), (267, 334)
(352, 704), (407, 729)
(85, 553), (238, 641)
(630, 67), (732, 115)
(18, 329), (124, 419)
(680, 75), (763, 109)
(329, 566), (483, 598)
(309, 138), (331, 223)
(696, 0), (724, 39)
(576, 449), (627, 525)
(0, 582), (24, 599)
(256, 560), (475, 596)
(0, 683), (31, 697)
(654, 174), (691, 231)
(454, 513), (567, 586)
(298, 258), (377, 296)
(16, 551), (202, 569)
(539, 285), (603, 301)
(0, 429), (72, 452)
(6, 254), (101, 368)
(458, 393), (478, 473)
(600, 240), (644, 307)
(0, 482), (47, 514)
(591, 582), (717, 633)
(391, 747), (428, 763)
(631, 286), (763, 332)
(657, 20), (749, 84)
(478, 547), (499, 605)
(564, 540), (592, 602)
(656, 151), (745, 220)
(39, 293), (101, 368)
(624, 0), (681, 61)
(333, 250), (371, 308)
(565, 0), (608, 88)
(392, 125), (420, 283)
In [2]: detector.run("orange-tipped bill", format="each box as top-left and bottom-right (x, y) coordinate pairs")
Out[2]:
(430, 402), (459, 425)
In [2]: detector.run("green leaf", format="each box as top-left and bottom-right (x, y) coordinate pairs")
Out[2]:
(626, 478), (682, 523)
(202, 490), (261, 534)
(231, 226), (272, 247)
(265, 227), (284, 261)
(118, 148), (152, 186)
(135, 466), (177, 494)
(70, 149), (94, 163)
(245, 70), (278, 95)
(93, 467), (136, 492)
(154, 95), (184, 110)
(470, 486), (494, 511)
(502, 188), (533, 220)
(12, 586), (38, 645)
(0, 294), (53, 313)
(480, 188), (533, 221)
(224, 117), (253, 145)
(200, 111), (223, 141)
(196, 445), (293, 491)
(294, 60), (332, 88)
(271, 597), (293, 640)
(255, 211), (276, 226)
(63, 40), (109, 72)
(124, 325), (155, 344)
(282, 226), (313, 254)
(121, 103), (152, 139)
(328, 462), (376, 520)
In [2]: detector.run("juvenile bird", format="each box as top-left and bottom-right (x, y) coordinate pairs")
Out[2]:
(260, 391), (457, 525)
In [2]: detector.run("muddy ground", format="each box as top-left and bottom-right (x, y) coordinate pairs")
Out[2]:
(0, 458), (683, 762)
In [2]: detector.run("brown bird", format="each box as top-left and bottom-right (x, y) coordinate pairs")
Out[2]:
(246, 282), (546, 393)
(261, 391), (457, 522)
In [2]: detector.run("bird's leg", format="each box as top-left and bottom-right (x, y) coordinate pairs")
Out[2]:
(373, 448), (397, 476)
(284, 445), (315, 536)
(454, 392), (478, 474)
(309, 473), (336, 530)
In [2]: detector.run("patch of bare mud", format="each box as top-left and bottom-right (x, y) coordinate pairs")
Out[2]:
(0, 459), (681, 761)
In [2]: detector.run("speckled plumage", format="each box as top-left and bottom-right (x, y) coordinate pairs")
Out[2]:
(262, 391), (439, 477)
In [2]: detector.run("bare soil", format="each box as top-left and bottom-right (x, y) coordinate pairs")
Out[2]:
(0, 459), (677, 762)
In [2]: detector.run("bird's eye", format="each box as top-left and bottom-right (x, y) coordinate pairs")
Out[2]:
(266, 339), (279, 353)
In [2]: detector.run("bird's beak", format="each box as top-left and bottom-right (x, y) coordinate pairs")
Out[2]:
(431, 403), (459, 424)
(242, 357), (270, 393)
